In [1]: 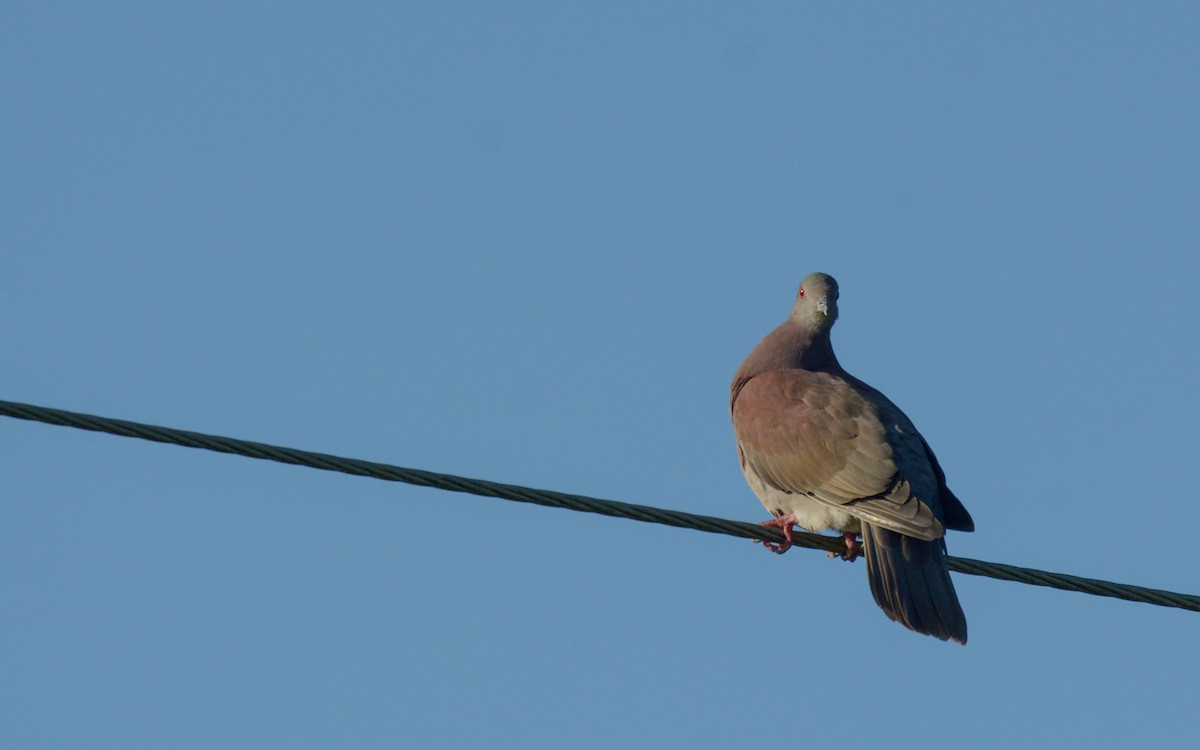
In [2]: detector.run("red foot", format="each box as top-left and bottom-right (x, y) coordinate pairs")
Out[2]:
(825, 531), (862, 562)
(756, 514), (797, 554)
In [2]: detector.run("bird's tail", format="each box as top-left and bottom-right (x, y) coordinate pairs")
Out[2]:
(861, 522), (967, 644)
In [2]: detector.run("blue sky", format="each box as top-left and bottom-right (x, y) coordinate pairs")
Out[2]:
(3, 3), (1198, 747)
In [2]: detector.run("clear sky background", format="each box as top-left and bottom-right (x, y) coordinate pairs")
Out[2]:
(3, 3), (1198, 748)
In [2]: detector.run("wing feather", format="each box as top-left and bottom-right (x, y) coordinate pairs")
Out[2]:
(732, 369), (945, 540)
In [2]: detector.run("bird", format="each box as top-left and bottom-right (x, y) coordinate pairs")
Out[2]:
(730, 272), (974, 643)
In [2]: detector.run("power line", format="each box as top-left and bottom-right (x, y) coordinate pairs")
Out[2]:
(2, 398), (1197, 614)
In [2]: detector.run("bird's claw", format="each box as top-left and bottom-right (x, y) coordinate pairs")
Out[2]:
(758, 539), (791, 554)
(755, 514), (797, 554)
(825, 532), (862, 562)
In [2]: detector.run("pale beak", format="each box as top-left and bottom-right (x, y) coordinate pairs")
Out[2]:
(817, 298), (829, 316)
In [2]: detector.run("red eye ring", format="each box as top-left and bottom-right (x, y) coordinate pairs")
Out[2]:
(798, 287), (806, 299)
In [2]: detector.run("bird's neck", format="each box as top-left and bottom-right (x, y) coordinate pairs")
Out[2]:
(800, 334), (839, 370)
(730, 321), (842, 408)
(763, 320), (841, 370)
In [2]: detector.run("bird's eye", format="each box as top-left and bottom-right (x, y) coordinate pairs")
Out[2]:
(798, 287), (806, 299)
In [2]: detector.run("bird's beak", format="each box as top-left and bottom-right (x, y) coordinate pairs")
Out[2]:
(817, 298), (829, 316)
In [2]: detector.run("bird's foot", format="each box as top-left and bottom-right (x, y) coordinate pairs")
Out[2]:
(825, 532), (862, 562)
(756, 514), (797, 554)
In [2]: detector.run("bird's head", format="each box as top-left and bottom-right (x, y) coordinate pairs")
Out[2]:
(790, 272), (840, 333)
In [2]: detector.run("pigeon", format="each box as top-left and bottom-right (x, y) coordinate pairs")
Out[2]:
(730, 272), (974, 643)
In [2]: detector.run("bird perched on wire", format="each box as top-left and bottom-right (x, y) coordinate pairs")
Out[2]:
(730, 272), (974, 643)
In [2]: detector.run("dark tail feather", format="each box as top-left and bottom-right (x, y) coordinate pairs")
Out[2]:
(861, 522), (967, 644)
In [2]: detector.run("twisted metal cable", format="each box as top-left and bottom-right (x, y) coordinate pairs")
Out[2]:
(2, 398), (1197, 613)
